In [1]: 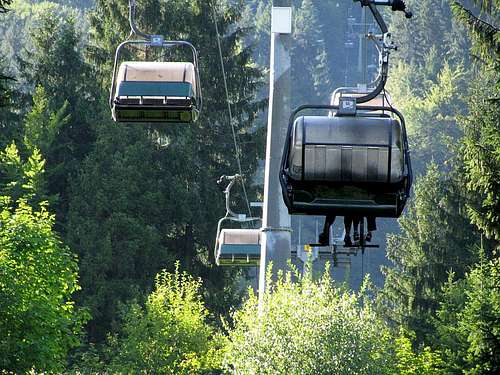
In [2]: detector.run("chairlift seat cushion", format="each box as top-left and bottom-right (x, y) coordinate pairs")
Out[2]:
(288, 116), (404, 184)
(117, 81), (194, 98)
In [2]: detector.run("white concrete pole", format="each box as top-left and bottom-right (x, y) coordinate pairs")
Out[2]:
(258, 2), (293, 310)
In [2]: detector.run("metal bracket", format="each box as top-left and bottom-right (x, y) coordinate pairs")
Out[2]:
(150, 35), (164, 47)
(337, 97), (357, 116)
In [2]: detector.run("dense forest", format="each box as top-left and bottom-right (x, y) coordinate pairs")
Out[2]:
(0, 0), (498, 374)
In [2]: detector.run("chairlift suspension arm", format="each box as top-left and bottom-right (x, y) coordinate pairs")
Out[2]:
(129, 0), (150, 39)
(353, 0), (411, 104)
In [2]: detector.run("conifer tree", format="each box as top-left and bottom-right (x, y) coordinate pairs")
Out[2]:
(379, 165), (482, 343)
(292, 0), (332, 105)
(452, 0), (500, 242)
(20, 12), (98, 228)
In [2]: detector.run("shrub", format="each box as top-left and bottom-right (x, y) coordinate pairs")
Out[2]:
(0, 198), (85, 373)
(106, 263), (224, 374)
(224, 269), (395, 375)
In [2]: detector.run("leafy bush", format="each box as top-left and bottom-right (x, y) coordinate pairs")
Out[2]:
(0, 198), (85, 372)
(104, 264), (224, 374)
(224, 269), (396, 375)
(393, 330), (445, 375)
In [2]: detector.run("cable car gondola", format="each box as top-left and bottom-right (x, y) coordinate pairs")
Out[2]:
(279, 0), (413, 219)
(109, 0), (202, 124)
(214, 175), (261, 267)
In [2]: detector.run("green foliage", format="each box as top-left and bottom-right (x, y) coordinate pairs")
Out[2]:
(393, 330), (445, 375)
(0, 58), (20, 150)
(458, 45), (500, 244)
(24, 85), (71, 155)
(380, 164), (481, 342)
(391, 0), (470, 76)
(387, 61), (468, 173)
(0, 143), (47, 205)
(102, 264), (223, 374)
(451, 1), (500, 63)
(434, 258), (500, 373)
(0, 196), (86, 372)
(66, 123), (179, 341)
(18, 9), (98, 231)
(225, 269), (395, 374)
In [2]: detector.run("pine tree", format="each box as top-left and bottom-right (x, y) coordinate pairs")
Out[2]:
(390, 0), (470, 94)
(20, 12), (98, 229)
(434, 258), (500, 373)
(452, 1), (500, 243)
(379, 164), (482, 343)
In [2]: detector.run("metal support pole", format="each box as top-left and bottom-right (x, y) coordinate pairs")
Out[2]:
(258, 1), (293, 311)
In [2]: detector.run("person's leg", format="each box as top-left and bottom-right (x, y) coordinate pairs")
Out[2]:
(319, 215), (335, 245)
(366, 216), (377, 242)
(353, 216), (361, 242)
(343, 216), (353, 246)
(367, 216), (377, 231)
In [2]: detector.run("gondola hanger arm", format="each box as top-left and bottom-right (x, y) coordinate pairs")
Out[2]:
(352, 0), (412, 104)
(129, 0), (152, 40)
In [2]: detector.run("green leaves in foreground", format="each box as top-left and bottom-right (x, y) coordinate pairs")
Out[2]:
(103, 263), (223, 375)
(0, 198), (86, 373)
(225, 269), (443, 375)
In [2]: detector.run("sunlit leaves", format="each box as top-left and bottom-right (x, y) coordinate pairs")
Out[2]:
(104, 263), (223, 374)
(0, 198), (86, 372)
(226, 270), (395, 374)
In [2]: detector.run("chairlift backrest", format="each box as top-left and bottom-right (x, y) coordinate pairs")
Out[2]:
(116, 61), (198, 95)
(288, 115), (405, 184)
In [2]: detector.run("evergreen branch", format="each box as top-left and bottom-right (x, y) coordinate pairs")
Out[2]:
(0, 0), (12, 14)
(452, 1), (500, 62)
(469, 0), (499, 15)
(0, 73), (15, 81)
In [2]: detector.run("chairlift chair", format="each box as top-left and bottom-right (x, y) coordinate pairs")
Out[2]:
(279, 0), (413, 219)
(279, 96), (412, 218)
(214, 175), (261, 267)
(109, 1), (202, 124)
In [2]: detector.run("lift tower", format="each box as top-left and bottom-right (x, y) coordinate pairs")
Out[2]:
(258, 1), (293, 309)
